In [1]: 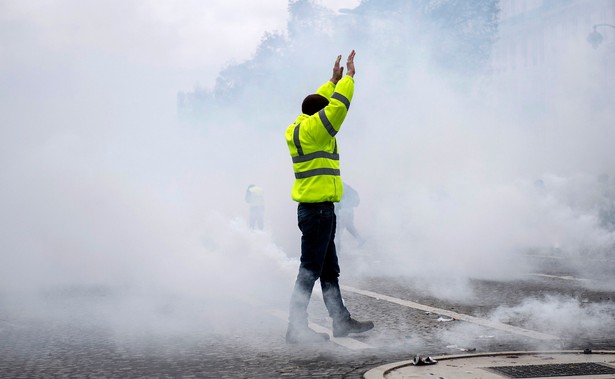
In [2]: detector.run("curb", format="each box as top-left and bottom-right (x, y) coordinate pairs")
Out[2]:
(363, 350), (615, 379)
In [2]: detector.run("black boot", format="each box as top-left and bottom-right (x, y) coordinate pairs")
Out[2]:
(332, 316), (374, 337)
(285, 324), (330, 344)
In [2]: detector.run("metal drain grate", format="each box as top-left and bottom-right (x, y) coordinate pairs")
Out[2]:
(486, 362), (615, 378)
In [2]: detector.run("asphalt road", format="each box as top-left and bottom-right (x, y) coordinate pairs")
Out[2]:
(1, 255), (614, 378)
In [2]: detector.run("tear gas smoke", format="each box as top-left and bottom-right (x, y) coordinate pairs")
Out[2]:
(1, 0), (614, 343)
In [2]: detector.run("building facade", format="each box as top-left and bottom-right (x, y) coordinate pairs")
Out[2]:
(491, 0), (614, 109)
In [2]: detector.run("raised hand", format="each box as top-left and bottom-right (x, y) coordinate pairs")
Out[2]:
(346, 50), (356, 77)
(330, 55), (344, 84)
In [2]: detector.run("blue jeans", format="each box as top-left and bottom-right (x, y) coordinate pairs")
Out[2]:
(288, 202), (350, 327)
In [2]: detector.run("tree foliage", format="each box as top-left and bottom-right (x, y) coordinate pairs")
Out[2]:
(178, 0), (499, 125)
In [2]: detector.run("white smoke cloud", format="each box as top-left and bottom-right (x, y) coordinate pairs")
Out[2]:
(336, 27), (615, 297)
(489, 295), (615, 347)
(1, 0), (613, 339)
(0, 0), (289, 82)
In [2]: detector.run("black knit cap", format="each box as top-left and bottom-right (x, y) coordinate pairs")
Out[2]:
(301, 94), (329, 115)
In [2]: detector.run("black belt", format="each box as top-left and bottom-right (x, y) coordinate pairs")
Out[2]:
(299, 201), (334, 207)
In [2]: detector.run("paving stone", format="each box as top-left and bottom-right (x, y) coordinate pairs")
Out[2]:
(1, 276), (614, 378)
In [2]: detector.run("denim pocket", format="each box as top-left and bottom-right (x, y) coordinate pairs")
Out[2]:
(298, 204), (334, 235)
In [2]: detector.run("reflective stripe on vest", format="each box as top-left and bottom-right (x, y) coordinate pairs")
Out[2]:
(331, 92), (350, 110)
(316, 92), (349, 137)
(295, 168), (340, 179)
(293, 122), (304, 155)
(292, 148), (339, 163)
(318, 109), (337, 137)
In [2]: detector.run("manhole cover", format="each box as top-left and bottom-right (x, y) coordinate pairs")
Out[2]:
(487, 362), (615, 378)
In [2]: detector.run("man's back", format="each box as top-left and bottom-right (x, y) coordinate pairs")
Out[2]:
(285, 75), (355, 203)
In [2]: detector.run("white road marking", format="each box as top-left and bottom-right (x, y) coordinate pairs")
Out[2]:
(342, 285), (560, 341)
(266, 309), (372, 350)
(525, 253), (615, 263)
(528, 273), (591, 282)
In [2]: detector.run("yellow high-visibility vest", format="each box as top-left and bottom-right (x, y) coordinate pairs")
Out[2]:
(285, 75), (354, 203)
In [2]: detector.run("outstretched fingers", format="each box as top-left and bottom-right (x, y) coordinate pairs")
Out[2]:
(346, 50), (356, 77)
(334, 54), (342, 68)
(347, 50), (355, 63)
(331, 54), (344, 83)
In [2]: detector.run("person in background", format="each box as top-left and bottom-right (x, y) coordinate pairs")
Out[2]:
(283, 50), (374, 344)
(335, 182), (365, 250)
(245, 184), (265, 230)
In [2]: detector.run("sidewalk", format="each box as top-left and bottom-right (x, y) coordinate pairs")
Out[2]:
(364, 350), (615, 379)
